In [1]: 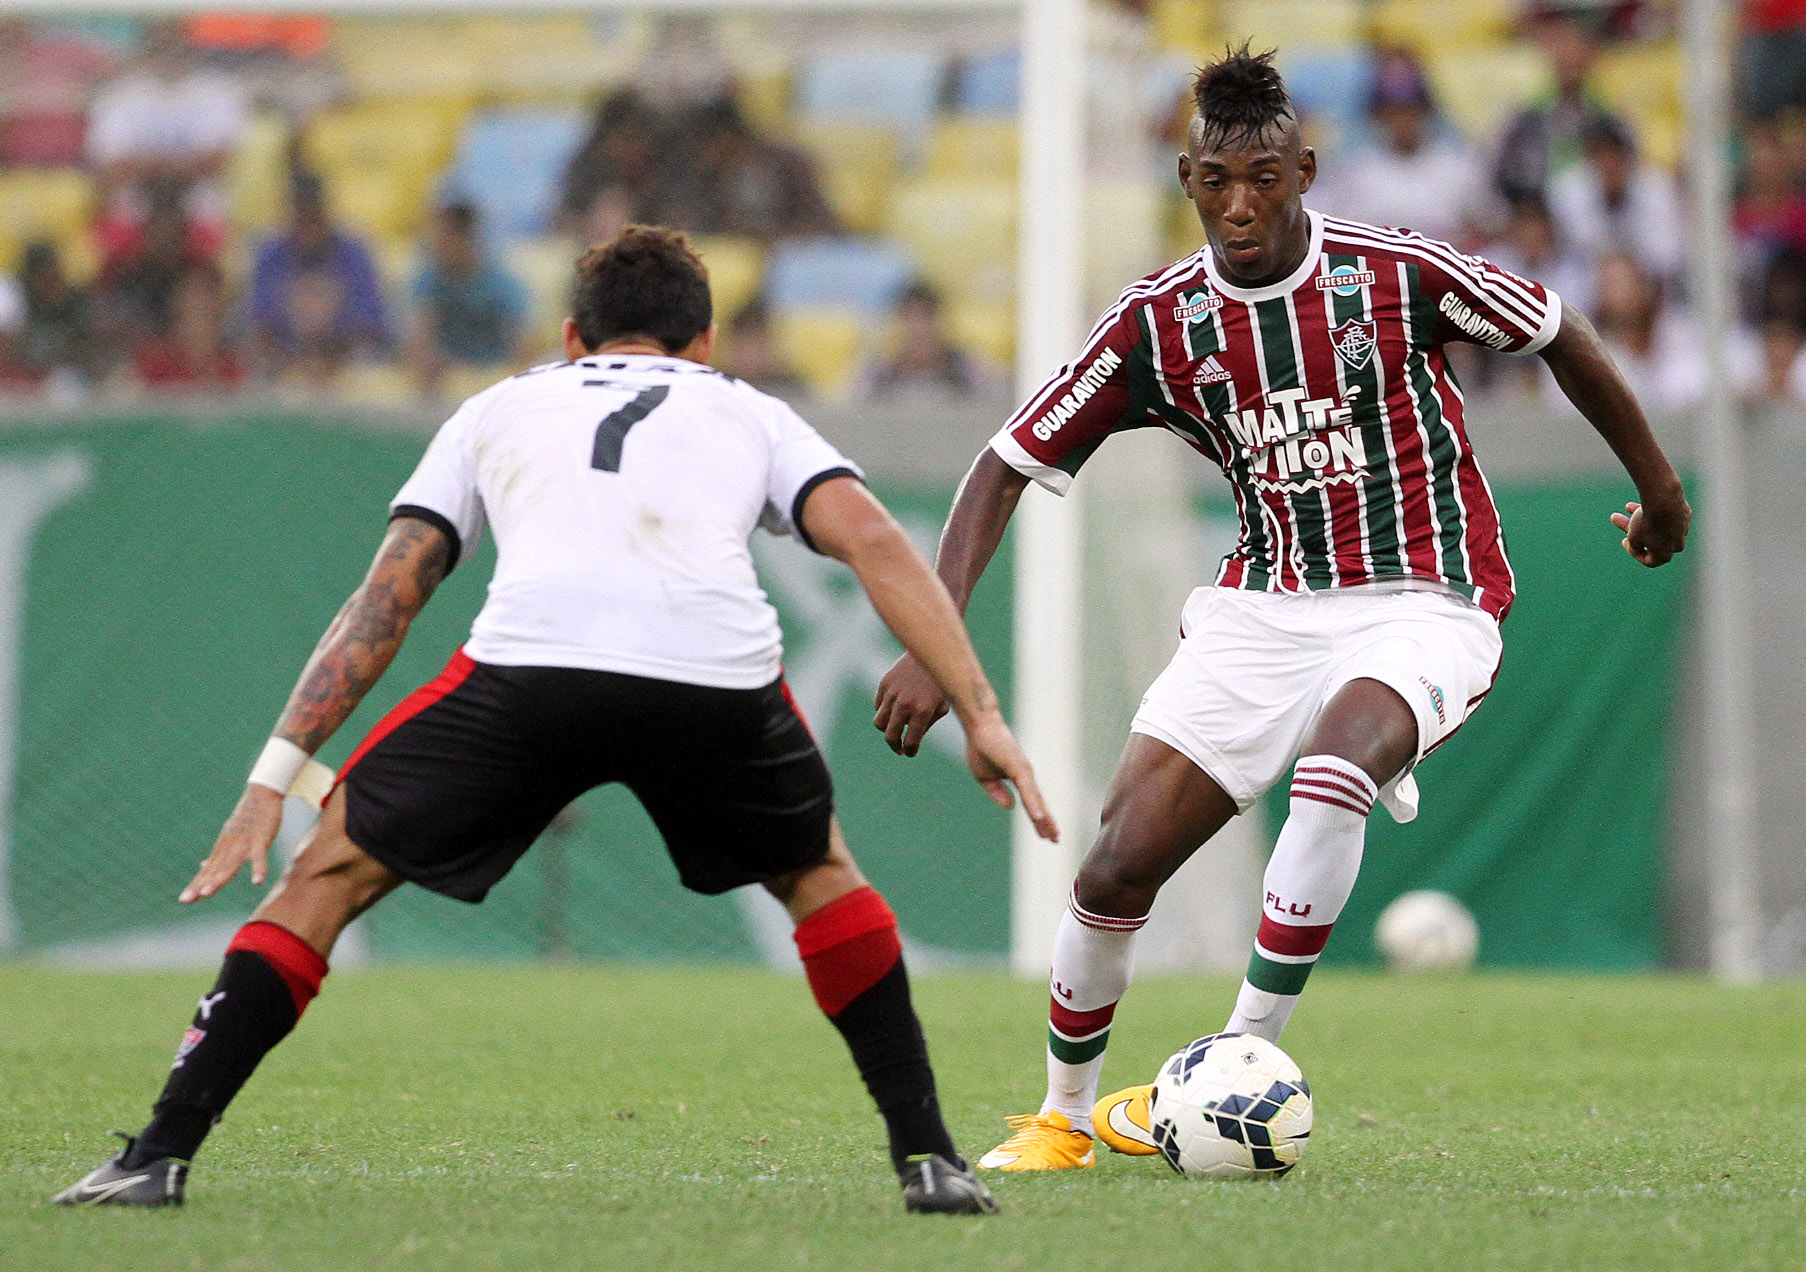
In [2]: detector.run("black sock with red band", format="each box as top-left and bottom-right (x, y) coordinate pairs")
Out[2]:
(124, 921), (328, 1168)
(793, 887), (957, 1169)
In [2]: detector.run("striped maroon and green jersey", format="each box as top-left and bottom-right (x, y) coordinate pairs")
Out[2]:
(991, 211), (1563, 620)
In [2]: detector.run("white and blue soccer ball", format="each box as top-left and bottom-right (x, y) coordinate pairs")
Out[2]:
(1148, 1033), (1313, 1179)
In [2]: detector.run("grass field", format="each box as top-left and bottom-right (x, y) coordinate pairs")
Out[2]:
(4, 966), (1805, 1271)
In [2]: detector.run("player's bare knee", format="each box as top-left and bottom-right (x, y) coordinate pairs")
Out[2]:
(1072, 849), (1162, 920)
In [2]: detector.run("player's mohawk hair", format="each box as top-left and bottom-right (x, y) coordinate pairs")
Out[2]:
(1191, 43), (1293, 151)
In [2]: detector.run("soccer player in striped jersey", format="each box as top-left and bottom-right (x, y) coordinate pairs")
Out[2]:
(874, 46), (1690, 1171)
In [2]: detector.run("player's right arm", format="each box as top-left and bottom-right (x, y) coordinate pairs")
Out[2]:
(873, 286), (1148, 756)
(181, 516), (455, 902)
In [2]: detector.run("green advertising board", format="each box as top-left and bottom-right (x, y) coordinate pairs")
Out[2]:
(0, 417), (1685, 968)
(0, 416), (1013, 964)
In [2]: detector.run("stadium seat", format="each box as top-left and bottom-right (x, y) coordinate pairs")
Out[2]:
(1218, 0), (1362, 50)
(689, 235), (767, 326)
(306, 104), (458, 187)
(503, 236), (581, 349)
(1280, 47), (1375, 143)
(1595, 42), (1682, 168)
(955, 49), (1020, 115)
(885, 179), (1016, 304)
(771, 307), (865, 396)
(794, 122), (900, 234)
(763, 237), (916, 316)
(1367, 0), (1514, 54)
(332, 20), (483, 101)
(1150, 0), (1217, 55)
(948, 298), (1015, 368)
(305, 103), (462, 241)
(443, 109), (588, 240)
(0, 169), (94, 277)
(459, 14), (641, 101)
(924, 118), (1019, 181)
(1424, 47), (1549, 142)
(794, 46), (945, 151)
(223, 108), (290, 235)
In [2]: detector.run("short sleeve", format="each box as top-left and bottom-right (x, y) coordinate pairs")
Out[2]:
(390, 397), (489, 571)
(758, 398), (864, 551)
(989, 292), (1147, 495)
(1419, 244), (1562, 355)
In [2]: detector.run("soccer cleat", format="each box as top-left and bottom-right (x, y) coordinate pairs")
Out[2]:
(899, 1154), (1001, 1215)
(976, 1111), (1095, 1171)
(1092, 1083), (1161, 1156)
(52, 1134), (187, 1208)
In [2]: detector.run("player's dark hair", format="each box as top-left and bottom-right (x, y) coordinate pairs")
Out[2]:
(1191, 43), (1294, 152)
(571, 225), (712, 354)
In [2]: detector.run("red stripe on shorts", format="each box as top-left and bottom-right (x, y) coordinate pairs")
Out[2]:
(334, 647), (477, 789)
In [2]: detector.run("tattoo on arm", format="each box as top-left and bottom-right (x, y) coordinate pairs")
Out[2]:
(272, 518), (452, 755)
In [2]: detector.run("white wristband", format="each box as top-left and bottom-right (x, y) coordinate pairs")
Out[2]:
(248, 737), (310, 795)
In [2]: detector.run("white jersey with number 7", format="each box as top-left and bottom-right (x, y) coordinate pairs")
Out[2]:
(392, 353), (861, 690)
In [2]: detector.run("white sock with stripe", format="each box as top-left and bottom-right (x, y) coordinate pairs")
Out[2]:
(1041, 892), (1146, 1132)
(1226, 755), (1376, 1043)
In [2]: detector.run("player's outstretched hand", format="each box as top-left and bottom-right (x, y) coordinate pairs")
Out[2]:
(962, 712), (1060, 842)
(1610, 494), (1690, 567)
(874, 653), (950, 757)
(181, 784), (285, 903)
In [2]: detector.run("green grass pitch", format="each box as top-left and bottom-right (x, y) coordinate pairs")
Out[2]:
(4, 965), (1805, 1271)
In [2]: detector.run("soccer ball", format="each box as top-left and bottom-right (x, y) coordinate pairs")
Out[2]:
(1374, 889), (1479, 973)
(1148, 1033), (1312, 1179)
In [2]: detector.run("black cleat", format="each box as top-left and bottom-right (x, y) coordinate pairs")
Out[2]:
(899, 1154), (1000, 1215)
(52, 1135), (187, 1208)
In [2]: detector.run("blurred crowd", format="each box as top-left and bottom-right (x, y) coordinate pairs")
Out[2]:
(2, 3), (1804, 414)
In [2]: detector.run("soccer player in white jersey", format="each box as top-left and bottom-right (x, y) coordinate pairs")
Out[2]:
(55, 227), (1056, 1215)
(874, 47), (1691, 1171)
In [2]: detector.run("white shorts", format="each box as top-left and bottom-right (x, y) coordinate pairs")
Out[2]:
(1129, 586), (1504, 822)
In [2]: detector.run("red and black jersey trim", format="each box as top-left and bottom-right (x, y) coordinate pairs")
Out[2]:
(790, 467), (864, 554)
(390, 504), (463, 572)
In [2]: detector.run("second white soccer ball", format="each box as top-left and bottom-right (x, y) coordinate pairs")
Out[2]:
(1374, 889), (1479, 972)
(1148, 1033), (1312, 1179)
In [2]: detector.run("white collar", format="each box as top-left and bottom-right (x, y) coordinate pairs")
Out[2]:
(1202, 209), (1326, 303)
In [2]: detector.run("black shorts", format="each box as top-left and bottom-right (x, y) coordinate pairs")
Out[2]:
(337, 649), (833, 902)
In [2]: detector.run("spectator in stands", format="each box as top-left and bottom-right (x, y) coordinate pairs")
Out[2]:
(1756, 248), (1806, 398)
(1590, 249), (1763, 411)
(1307, 48), (1484, 246)
(93, 184), (213, 351)
(9, 241), (96, 398)
(249, 172), (390, 384)
(715, 297), (809, 400)
(654, 96), (839, 242)
(557, 88), (664, 234)
(1549, 116), (1686, 289)
(1735, 121), (1806, 311)
(1741, 0), (1806, 120)
(1490, 10), (1628, 207)
(85, 19), (249, 257)
(1485, 195), (1594, 315)
(132, 262), (244, 392)
(404, 203), (530, 397)
(0, 18), (118, 167)
(855, 279), (1001, 400)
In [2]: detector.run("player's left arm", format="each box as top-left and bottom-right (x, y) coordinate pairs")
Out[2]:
(181, 516), (454, 902)
(800, 475), (1059, 842)
(1537, 298), (1692, 567)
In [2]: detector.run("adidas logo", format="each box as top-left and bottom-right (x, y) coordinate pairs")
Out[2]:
(1193, 355), (1233, 385)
